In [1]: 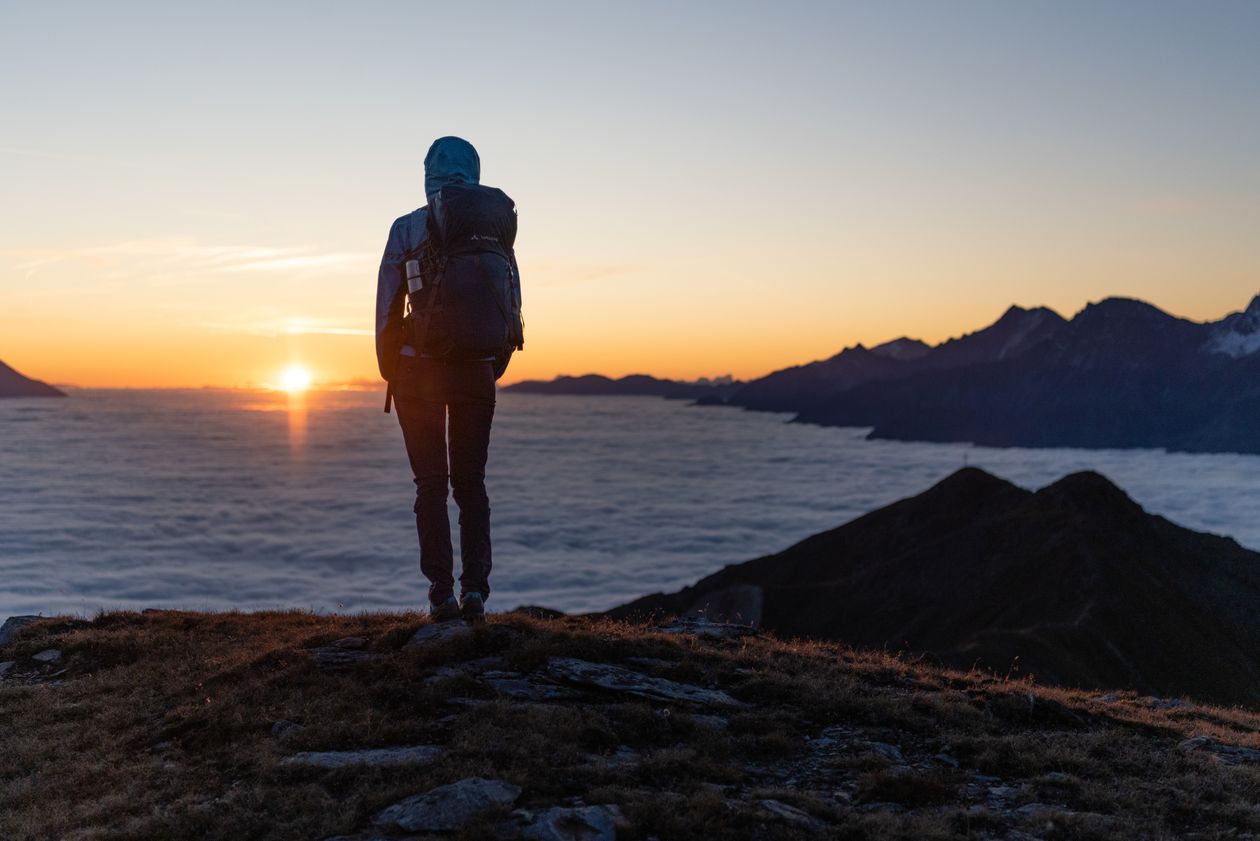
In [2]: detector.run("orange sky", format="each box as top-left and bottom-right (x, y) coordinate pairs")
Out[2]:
(3, 4), (1259, 389)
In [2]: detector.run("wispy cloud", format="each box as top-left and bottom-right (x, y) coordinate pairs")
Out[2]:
(1, 238), (371, 279)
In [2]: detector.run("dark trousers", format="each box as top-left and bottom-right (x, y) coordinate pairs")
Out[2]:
(394, 357), (496, 604)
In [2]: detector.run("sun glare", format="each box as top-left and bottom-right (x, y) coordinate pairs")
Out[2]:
(280, 365), (312, 393)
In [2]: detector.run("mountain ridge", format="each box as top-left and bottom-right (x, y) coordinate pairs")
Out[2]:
(0, 360), (66, 398)
(607, 466), (1260, 707)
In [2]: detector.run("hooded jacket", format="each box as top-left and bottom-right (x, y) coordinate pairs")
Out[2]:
(375, 136), (520, 380)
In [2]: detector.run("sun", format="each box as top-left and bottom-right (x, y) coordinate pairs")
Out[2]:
(279, 365), (312, 393)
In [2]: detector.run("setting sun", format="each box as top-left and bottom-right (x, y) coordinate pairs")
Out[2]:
(279, 365), (312, 393)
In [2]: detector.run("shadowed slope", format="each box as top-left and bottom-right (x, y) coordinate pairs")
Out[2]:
(609, 468), (1260, 706)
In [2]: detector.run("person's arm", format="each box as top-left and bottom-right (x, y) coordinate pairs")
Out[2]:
(375, 218), (407, 382)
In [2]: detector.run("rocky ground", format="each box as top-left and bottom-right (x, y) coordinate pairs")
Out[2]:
(1, 611), (1258, 840)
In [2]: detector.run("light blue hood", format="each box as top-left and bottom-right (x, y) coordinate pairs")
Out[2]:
(378, 134), (519, 381)
(424, 136), (480, 200)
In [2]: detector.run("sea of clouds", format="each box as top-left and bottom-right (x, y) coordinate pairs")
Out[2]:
(2, 390), (1258, 618)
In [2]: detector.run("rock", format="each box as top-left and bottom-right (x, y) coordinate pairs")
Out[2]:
(486, 676), (582, 702)
(932, 753), (960, 767)
(0, 661), (15, 678)
(1039, 772), (1077, 786)
(331, 637), (367, 650)
(374, 777), (521, 832)
(405, 621), (474, 647)
(307, 647), (383, 670)
(855, 802), (906, 814)
(545, 657), (745, 708)
(522, 804), (627, 840)
(31, 649), (61, 664)
(1142, 696), (1191, 710)
(577, 746), (639, 771)
(988, 785), (1021, 801)
(1179, 736), (1260, 765)
(1013, 803), (1071, 819)
(688, 714), (729, 731)
(423, 656), (507, 684)
(857, 740), (905, 764)
(655, 616), (759, 640)
(757, 799), (826, 830)
(270, 720), (304, 740)
(0, 616), (41, 648)
(624, 657), (673, 670)
(282, 745), (443, 769)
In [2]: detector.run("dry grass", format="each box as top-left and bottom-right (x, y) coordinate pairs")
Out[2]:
(0, 610), (1258, 840)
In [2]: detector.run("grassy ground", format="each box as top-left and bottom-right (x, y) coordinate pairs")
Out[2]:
(1, 610), (1258, 840)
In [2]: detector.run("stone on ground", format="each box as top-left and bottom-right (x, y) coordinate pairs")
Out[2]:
(282, 745), (443, 769)
(31, 649), (61, 664)
(405, 621), (474, 647)
(373, 777), (521, 832)
(0, 616), (42, 648)
(546, 657), (745, 708)
(522, 804), (627, 841)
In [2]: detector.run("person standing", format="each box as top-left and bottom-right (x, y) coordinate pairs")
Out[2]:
(375, 136), (523, 623)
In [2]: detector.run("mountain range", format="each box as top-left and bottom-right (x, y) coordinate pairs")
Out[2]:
(0, 360), (65, 398)
(608, 467), (1260, 707)
(505, 373), (742, 400)
(512, 294), (1260, 454)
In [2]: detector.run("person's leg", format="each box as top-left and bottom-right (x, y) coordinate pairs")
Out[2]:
(448, 400), (495, 600)
(394, 394), (455, 604)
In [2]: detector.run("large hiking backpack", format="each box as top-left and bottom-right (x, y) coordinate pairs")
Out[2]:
(403, 183), (524, 360)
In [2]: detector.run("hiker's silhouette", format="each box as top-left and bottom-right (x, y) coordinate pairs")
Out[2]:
(375, 136), (523, 622)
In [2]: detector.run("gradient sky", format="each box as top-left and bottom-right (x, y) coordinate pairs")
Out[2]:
(2, 1), (1258, 388)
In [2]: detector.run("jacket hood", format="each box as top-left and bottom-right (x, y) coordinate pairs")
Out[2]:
(424, 136), (480, 201)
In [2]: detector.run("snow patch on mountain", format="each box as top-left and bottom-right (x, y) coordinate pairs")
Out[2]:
(1205, 295), (1260, 358)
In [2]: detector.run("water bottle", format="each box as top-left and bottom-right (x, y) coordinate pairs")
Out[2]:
(405, 259), (423, 293)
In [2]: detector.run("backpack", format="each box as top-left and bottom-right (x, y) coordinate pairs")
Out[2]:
(403, 183), (524, 361)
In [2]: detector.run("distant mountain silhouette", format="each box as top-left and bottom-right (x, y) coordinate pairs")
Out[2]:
(0, 360), (65, 398)
(713, 293), (1260, 453)
(797, 295), (1260, 452)
(608, 468), (1260, 706)
(505, 373), (742, 400)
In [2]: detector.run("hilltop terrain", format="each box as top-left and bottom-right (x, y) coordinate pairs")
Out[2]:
(2, 610), (1258, 840)
(611, 467), (1260, 708)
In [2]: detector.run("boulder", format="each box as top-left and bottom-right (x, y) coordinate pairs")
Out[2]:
(0, 616), (42, 648)
(522, 804), (627, 840)
(373, 777), (521, 832)
(32, 649), (61, 664)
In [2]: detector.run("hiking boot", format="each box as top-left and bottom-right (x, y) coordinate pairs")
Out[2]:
(460, 592), (486, 624)
(430, 596), (460, 623)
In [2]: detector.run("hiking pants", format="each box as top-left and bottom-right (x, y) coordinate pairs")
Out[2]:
(393, 356), (496, 604)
